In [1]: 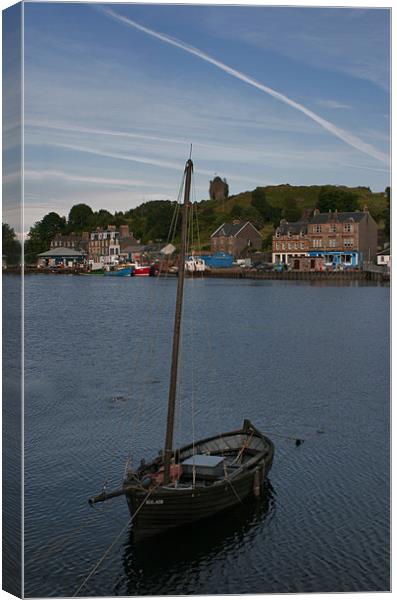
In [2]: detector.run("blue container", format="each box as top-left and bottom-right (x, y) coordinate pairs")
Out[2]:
(202, 253), (233, 268)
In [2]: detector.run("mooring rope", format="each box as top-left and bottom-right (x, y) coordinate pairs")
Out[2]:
(72, 487), (155, 597)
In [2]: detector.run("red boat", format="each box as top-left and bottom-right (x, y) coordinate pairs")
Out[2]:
(131, 263), (159, 277)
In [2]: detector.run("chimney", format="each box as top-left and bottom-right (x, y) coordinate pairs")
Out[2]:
(119, 225), (129, 238)
(313, 208), (320, 216)
(232, 219), (241, 225)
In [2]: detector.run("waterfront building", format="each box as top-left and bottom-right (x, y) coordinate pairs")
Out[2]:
(272, 220), (309, 265)
(272, 208), (378, 269)
(50, 232), (89, 253)
(119, 242), (145, 263)
(287, 255), (325, 272)
(88, 225), (120, 264)
(377, 247), (391, 269)
(307, 207), (378, 268)
(37, 247), (87, 268)
(210, 221), (262, 257)
(88, 224), (138, 265)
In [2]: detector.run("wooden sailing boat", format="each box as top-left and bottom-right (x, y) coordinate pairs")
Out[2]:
(89, 158), (275, 540)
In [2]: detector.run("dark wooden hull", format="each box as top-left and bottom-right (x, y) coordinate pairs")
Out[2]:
(124, 421), (274, 541)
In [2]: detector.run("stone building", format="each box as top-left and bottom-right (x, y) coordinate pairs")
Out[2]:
(211, 221), (262, 257)
(209, 176), (229, 201)
(272, 220), (309, 265)
(307, 207), (378, 267)
(50, 232), (89, 253)
(88, 225), (120, 264)
(272, 207), (378, 269)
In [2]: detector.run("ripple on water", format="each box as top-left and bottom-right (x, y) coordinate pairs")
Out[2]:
(23, 276), (390, 596)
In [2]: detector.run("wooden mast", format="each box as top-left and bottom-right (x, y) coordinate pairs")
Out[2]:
(163, 158), (193, 484)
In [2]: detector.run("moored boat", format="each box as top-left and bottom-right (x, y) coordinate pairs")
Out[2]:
(104, 266), (132, 277)
(88, 158), (275, 540)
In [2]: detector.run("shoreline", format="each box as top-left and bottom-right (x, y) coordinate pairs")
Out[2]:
(4, 266), (390, 283)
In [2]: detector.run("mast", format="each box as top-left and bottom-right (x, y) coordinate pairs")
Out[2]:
(163, 158), (193, 484)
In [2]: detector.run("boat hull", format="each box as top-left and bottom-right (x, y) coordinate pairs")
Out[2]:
(104, 267), (132, 277)
(124, 421), (274, 541)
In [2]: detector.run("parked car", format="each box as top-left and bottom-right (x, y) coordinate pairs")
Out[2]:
(254, 262), (273, 272)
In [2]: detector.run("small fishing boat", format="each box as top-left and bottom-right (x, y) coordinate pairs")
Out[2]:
(128, 261), (159, 276)
(89, 158), (274, 540)
(104, 266), (132, 277)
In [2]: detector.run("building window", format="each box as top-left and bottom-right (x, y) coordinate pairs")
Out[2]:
(300, 242), (305, 249)
(329, 238), (336, 248)
(344, 238), (354, 247)
(276, 231), (280, 238)
(329, 224), (337, 233)
(343, 223), (353, 232)
(275, 242), (280, 250)
(312, 238), (322, 248)
(314, 225), (321, 233)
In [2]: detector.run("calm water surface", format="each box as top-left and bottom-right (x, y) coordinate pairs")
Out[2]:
(23, 275), (390, 596)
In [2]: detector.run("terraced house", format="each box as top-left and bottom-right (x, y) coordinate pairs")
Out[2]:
(272, 220), (310, 265)
(272, 207), (378, 268)
(307, 207), (378, 267)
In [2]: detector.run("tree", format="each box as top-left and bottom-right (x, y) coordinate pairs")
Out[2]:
(94, 209), (114, 228)
(384, 186), (390, 240)
(68, 204), (93, 230)
(230, 203), (244, 219)
(282, 197), (301, 222)
(251, 188), (281, 225)
(317, 187), (359, 212)
(40, 212), (66, 241)
(129, 201), (179, 242)
(24, 211), (65, 264)
(2, 223), (21, 266)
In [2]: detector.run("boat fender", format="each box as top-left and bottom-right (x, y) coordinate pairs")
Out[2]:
(141, 476), (152, 488)
(253, 468), (261, 498)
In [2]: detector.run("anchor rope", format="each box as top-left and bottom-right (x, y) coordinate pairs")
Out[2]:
(73, 487), (156, 597)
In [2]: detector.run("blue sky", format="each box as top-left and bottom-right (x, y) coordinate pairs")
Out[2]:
(21, 3), (390, 231)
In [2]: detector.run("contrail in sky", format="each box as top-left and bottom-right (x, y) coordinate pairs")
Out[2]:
(101, 7), (389, 166)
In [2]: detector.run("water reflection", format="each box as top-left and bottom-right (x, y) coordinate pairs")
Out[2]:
(118, 482), (275, 595)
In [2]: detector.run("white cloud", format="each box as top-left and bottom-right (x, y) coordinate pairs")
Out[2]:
(24, 169), (173, 189)
(316, 99), (351, 110)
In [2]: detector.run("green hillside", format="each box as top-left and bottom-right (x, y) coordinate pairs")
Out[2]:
(194, 184), (389, 250)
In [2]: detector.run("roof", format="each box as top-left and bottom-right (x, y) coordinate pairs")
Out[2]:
(311, 211), (368, 224)
(277, 221), (307, 235)
(119, 245), (145, 253)
(211, 221), (261, 238)
(377, 248), (390, 256)
(37, 247), (87, 257)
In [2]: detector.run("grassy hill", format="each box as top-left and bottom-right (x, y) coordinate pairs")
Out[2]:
(194, 184), (389, 250)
